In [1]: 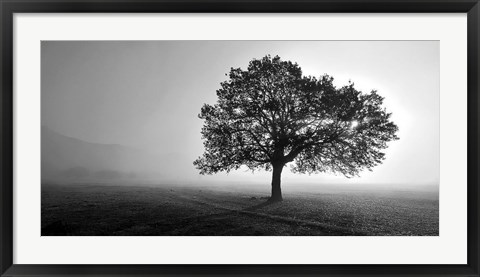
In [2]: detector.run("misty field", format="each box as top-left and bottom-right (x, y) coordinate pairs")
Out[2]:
(41, 183), (438, 236)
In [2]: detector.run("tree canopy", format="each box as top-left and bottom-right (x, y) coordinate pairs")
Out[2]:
(194, 55), (399, 183)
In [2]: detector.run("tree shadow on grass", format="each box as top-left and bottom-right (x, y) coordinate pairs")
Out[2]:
(243, 200), (277, 212)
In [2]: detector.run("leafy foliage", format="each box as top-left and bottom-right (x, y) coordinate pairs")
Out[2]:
(194, 55), (399, 178)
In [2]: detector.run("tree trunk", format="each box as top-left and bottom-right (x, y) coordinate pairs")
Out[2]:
(270, 163), (284, 202)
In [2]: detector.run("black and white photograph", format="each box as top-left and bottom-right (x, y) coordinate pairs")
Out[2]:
(41, 41), (439, 236)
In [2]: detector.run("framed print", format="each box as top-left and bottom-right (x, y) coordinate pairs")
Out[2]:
(1, 0), (479, 276)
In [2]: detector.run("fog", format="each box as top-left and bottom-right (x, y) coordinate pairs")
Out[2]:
(41, 41), (439, 189)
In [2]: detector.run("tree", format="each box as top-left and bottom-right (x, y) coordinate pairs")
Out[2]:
(194, 55), (399, 202)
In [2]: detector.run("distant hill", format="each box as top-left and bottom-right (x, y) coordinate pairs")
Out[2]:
(41, 126), (194, 183)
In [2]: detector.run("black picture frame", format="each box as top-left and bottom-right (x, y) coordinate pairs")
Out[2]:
(1, 1), (479, 276)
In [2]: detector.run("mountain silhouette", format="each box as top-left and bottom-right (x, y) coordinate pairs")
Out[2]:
(41, 126), (188, 182)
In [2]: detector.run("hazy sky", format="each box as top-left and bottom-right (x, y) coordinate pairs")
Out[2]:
(42, 41), (439, 186)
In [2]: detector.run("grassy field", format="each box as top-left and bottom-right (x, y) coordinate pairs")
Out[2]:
(41, 183), (439, 236)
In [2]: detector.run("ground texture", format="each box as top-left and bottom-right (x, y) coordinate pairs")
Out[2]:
(41, 183), (439, 236)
